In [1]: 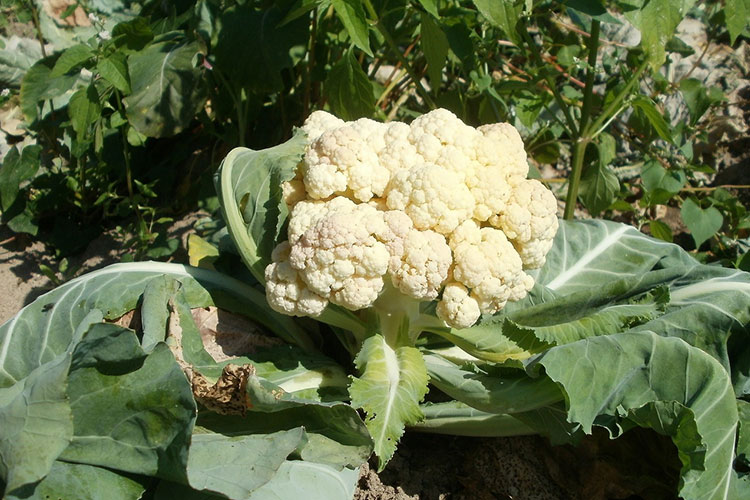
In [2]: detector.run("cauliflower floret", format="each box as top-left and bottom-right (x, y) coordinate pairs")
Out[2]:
(300, 110), (345, 142)
(264, 242), (329, 317)
(436, 282), (481, 329)
(379, 211), (451, 301)
(477, 122), (529, 178)
(304, 119), (390, 202)
(386, 163), (474, 235)
(490, 178), (559, 269)
(450, 221), (532, 314)
(287, 196), (357, 244)
(408, 108), (479, 162)
(289, 203), (390, 310)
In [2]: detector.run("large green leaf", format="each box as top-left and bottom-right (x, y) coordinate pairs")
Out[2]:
(349, 334), (429, 470)
(185, 429), (306, 498)
(0, 262), (311, 388)
(123, 33), (206, 137)
(0, 354), (72, 495)
(6, 462), (148, 500)
(59, 329), (196, 481)
(215, 132), (306, 284)
(0, 144), (41, 212)
(529, 331), (738, 500)
(19, 54), (83, 121)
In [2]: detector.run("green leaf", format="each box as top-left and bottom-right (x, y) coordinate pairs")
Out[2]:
(50, 44), (93, 77)
(246, 461), (360, 500)
(471, 0), (523, 44)
(7, 462), (148, 500)
(737, 400), (750, 468)
(330, 0), (373, 56)
(622, 0), (696, 69)
(412, 401), (537, 437)
(725, 0), (750, 44)
(97, 53), (131, 94)
(641, 159), (686, 204)
(680, 78), (722, 125)
(185, 430), (306, 498)
(0, 354), (73, 494)
(112, 18), (154, 52)
(580, 133), (619, 216)
(325, 49), (376, 121)
(417, 0), (439, 17)
(631, 95), (674, 143)
(214, 5), (309, 93)
(649, 219), (673, 242)
(529, 331), (738, 500)
(60, 331), (196, 481)
(20, 54), (81, 121)
(420, 13), (449, 90)
(0, 144), (41, 212)
(123, 33), (206, 137)
(349, 335), (429, 470)
(68, 84), (101, 137)
(0, 262), (311, 388)
(681, 197), (723, 248)
(422, 353), (563, 414)
(215, 132), (306, 284)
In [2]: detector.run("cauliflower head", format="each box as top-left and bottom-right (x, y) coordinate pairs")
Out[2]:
(265, 109), (559, 329)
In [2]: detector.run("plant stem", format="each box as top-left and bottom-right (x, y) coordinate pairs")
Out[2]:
(577, 20), (600, 136)
(563, 19), (600, 220)
(27, 0), (46, 57)
(361, 0), (436, 109)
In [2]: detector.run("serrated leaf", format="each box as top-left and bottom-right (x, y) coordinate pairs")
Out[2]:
(330, 0), (373, 56)
(50, 44), (93, 77)
(421, 13), (448, 90)
(349, 335), (429, 470)
(622, 0), (695, 69)
(681, 197), (723, 248)
(631, 95), (674, 143)
(725, 0), (750, 44)
(97, 53), (130, 93)
(68, 84), (101, 136)
(472, 0), (522, 44)
(325, 49), (375, 121)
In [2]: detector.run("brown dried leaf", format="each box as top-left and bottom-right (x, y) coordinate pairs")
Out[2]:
(191, 364), (255, 416)
(109, 308), (142, 332)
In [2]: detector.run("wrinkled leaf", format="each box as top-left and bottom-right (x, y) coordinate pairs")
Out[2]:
(349, 334), (429, 470)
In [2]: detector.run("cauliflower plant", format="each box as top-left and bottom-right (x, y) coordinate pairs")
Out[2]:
(265, 109), (558, 330)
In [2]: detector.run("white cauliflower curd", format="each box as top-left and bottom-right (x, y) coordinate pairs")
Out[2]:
(266, 109), (559, 330)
